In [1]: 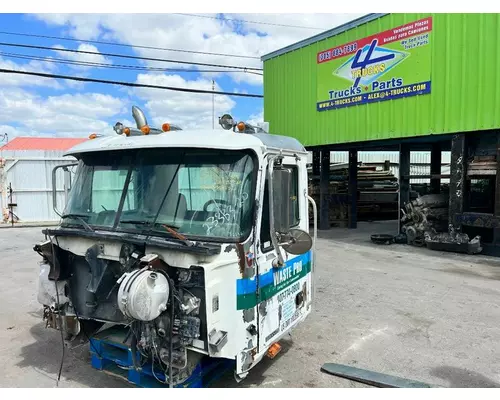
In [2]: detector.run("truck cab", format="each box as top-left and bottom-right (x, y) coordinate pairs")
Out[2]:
(35, 106), (317, 385)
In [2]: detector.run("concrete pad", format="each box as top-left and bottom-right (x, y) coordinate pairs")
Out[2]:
(1, 224), (500, 388)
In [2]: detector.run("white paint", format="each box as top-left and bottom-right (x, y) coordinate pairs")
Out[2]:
(342, 327), (389, 355)
(250, 378), (283, 387)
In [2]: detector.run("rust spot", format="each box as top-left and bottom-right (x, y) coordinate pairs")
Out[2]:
(250, 348), (257, 359)
(236, 243), (245, 275)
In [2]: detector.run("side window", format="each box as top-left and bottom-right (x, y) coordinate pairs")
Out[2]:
(289, 166), (300, 227)
(260, 178), (271, 251)
(260, 165), (299, 252)
(91, 168), (135, 212)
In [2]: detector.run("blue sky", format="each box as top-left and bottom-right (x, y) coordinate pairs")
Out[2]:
(0, 13), (362, 138)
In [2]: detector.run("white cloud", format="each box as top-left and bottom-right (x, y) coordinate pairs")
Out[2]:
(0, 88), (125, 137)
(52, 43), (110, 70)
(33, 13), (365, 85)
(0, 56), (63, 89)
(37, 14), (105, 40)
(46, 93), (126, 118)
(2, 13), (366, 139)
(247, 109), (264, 125)
(0, 125), (24, 139)
(134, 73), (236, 130)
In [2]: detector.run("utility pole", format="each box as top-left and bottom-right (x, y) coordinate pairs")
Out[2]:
(212, 80), (215, 130)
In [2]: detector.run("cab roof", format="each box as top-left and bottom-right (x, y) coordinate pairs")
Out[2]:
(63, 129), (307, 157)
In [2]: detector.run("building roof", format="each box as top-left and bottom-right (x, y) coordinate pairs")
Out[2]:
(261, 13), (388, 62)
(0, 136), (88, 151)
(64, 129), (307, 157)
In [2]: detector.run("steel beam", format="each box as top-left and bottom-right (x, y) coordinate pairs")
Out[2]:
(449, 134), (466, 231)
(312, 150), (320, 177)
(319, 149), (330, 230)
(430, 142), (442, 194)
(398, 144), (410, 232)
(348, 149), (358, 229)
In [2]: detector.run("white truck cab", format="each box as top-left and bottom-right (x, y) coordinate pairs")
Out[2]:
(35, 106), (317, 385)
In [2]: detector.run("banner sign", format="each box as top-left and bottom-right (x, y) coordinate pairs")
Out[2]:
(316, 17), (432, 112)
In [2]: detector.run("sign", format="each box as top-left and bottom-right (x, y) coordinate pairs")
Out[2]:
(317, 17), (433, 112)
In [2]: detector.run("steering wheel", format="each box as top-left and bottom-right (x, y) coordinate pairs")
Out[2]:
(203, 199), (229, 212)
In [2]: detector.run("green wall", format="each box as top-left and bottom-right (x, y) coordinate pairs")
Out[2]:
(263, 13), (500, 147)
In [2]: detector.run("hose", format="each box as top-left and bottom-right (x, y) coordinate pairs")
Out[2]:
(168, 276), (174, 388)
(47, 232), (65, 387)
(130, 325), (139, 371)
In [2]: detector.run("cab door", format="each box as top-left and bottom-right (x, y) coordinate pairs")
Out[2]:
(255, 154), (312, 354)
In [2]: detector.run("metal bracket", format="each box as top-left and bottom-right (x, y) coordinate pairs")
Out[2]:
(208, 329), (228, 353)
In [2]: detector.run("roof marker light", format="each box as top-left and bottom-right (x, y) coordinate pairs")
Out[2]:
(141, 125), (151, 135)
(113, 122), (124, 135)
(89, 133), (98, 139)
(237, 122), (246, 132)
(162, 123), (171, 132)
(123, 127), (131, 136)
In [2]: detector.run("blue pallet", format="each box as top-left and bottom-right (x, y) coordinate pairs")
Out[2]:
(88, 327), (234, 388)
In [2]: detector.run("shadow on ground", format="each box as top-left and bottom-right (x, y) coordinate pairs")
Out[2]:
(19, 321), (293, 388)
(212, 338), (293, 388)
(17, 322), (131, 388)
(431, 366), (500, 388)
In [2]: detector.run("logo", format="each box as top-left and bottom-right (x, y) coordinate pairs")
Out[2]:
(333, 39), (409, 88)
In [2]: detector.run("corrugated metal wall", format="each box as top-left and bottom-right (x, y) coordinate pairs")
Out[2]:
(263, 13), (500, 147)
(0, 149), (76, 222)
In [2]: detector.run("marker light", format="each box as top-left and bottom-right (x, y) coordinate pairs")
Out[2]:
(237, 122), (245, 132)
(89, 133), (97, 139)
(162, 123), (171, 132)
(123, 127), (131, 136)
(141, 125), (151, 135)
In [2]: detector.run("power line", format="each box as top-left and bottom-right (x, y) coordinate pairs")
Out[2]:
(174, 13), (327, 30)
(0, 51), (263, 75)
(0, 68), (264, 98)
(0, 30), (260, 60)
(0, 42), (263, 72)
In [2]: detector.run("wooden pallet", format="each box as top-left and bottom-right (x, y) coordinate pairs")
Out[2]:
(89, 326), (234, 388)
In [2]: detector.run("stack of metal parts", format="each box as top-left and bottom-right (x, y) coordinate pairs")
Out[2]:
(308, 162), (399, 226)
(401, 194), (482, 254)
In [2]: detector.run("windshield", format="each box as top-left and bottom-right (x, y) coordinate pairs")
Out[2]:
(62, 148), (256, 241)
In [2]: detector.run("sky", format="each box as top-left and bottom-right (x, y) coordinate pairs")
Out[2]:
(0, 12), (366, 140)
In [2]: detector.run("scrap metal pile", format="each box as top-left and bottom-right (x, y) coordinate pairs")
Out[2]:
(308, 162), (400, 226)
(401, 194), (482, 254)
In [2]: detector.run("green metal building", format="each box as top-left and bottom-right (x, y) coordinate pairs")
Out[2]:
(261, 13), (500, 256)
(261, 13), (500, 148)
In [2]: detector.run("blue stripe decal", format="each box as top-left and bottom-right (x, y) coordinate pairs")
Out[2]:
(236, 251), (311, 296)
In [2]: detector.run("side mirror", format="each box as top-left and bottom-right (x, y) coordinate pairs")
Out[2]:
(268, 161), (314, 266)
(52, 163), (78, 217)
(272, 167), (293, 234)
(281, 228), (313, 255)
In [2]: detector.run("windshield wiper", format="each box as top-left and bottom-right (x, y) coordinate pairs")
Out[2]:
(120, 220), (178, 230)
(120, 220), (193, 246)
(119, 219), (151, 225)
(160, 224), (194, 247)
(61, 213), (94, 232)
